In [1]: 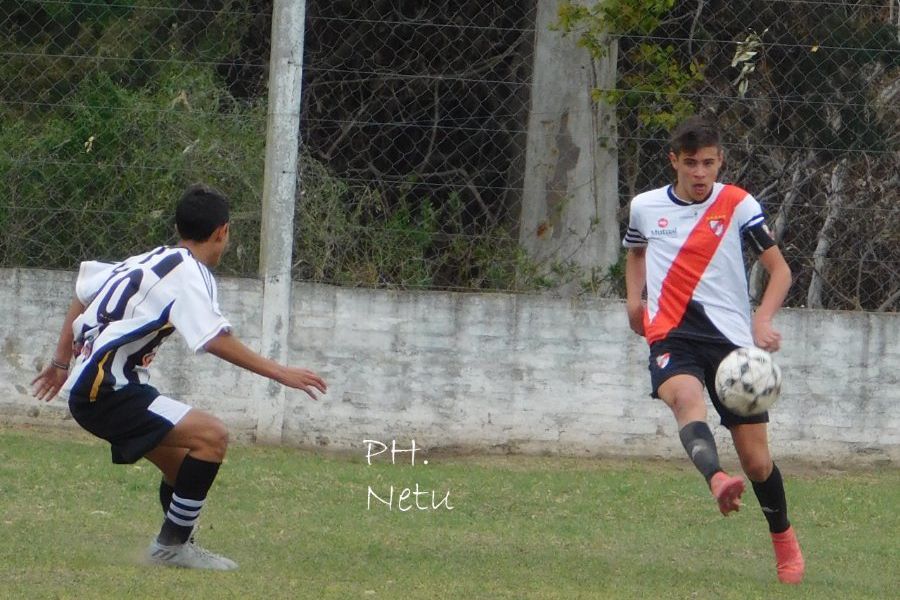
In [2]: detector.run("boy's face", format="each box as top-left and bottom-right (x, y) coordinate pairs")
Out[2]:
(669, 145), (723, 202)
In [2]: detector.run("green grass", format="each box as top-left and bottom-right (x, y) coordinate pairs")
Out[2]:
(0, 426), (897, 599)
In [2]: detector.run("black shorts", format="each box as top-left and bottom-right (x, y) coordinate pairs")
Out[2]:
(68, 384), (192, 464)
(648, 336), (769, 428)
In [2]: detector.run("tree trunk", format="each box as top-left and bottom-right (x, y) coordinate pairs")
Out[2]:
(519, 0), (619, 295)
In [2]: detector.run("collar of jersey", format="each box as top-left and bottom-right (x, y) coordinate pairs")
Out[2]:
(172, 245), (195, 258)
(666, 184), (714, 207)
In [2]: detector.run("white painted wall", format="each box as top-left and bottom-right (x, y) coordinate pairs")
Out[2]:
(1, 268), (897, 465)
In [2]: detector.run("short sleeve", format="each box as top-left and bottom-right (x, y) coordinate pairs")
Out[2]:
(75, 261), (116, 305)
(169, 261), (232, 353)
(735, 193), (766, 232)
(735, 193), (776, 254)
(623, 200), (648, 248)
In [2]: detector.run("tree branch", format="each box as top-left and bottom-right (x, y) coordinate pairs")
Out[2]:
(807, 158), (849, 309)
(687, 0), (706, 56)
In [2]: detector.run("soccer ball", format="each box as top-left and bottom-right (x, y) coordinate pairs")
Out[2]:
(714, 347), (782, 416)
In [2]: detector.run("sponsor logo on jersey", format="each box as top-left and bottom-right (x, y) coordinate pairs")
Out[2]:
(651, 225), (677, 237)
(656, 352), (671, 369)
(657, 217), (669, 228)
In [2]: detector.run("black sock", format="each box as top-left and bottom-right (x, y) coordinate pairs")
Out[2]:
(157, 455), (221, 546)
(679, 421), (723, 484)
(751, 463), (791, 533)
(159, 479), (174, 516)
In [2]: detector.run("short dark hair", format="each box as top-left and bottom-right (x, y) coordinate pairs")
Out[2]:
(175, 184), (230, 242)
(669, 116), (721, 155)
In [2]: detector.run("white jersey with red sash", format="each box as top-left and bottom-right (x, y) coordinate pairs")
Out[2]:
(623, 183), (767, 347)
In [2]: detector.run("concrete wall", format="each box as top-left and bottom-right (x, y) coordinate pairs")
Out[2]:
(1, 267), (898, 465)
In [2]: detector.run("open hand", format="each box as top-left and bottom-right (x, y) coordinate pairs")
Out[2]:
(276, 366), (328, 400)
(31, 364), (69, 402)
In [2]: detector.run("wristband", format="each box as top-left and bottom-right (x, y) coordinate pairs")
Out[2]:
(50, 358), (69, 371)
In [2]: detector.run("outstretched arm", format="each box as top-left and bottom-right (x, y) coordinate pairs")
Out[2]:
(204, 331), (327, 400)
(752, 245), (792, 352)
(32, 296), (85, 402)
(625, 247), (647, 336)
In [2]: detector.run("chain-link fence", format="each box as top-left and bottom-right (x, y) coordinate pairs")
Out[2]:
(2, 1), (898, 310)
(0, 1), (266, 276)
(583, 0), (900, 312)
(296, 1), (537, 291)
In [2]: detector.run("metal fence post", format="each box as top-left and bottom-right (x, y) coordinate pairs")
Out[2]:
(257, 0), (306, 444)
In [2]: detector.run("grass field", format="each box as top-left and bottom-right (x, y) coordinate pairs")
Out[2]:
(0, 425), (897, 599)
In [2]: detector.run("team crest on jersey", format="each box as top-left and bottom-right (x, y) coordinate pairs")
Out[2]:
(708, 218), (725, 237)
(656, 352), (671, 369)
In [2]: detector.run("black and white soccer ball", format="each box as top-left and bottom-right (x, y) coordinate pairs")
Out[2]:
(715, 347), (782, 416)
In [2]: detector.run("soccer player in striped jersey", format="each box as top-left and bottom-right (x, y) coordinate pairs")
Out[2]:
(623, 116), (805, 584)
(31, 184), (327, 571)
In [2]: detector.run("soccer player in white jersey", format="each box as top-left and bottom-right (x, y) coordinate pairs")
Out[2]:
(31, 184), (327, 571)
(623, 116), (805, 584)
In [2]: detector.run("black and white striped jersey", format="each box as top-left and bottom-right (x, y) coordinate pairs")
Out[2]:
(61, 246), (231, 401)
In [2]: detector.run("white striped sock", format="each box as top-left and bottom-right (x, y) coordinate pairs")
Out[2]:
(166, 493), (205, 528)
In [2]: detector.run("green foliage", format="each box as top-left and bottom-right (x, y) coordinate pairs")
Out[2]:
(0, 1), (250, 111)
(556, 0), (702, 135)
(0, 2), (265, 275)
(597, 44), (703, 133)
(294, 160), (435, 288)
(0, 1), (603, 292)
(557, 0), (675, 43)
(25, 0), (132, 23)
(0, 0), (550, 290)
(591, 249), (627, 297)
(0, 63), (266, 274)
(294, 155), (553, 291)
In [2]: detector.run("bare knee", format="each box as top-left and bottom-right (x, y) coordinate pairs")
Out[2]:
(670, 391), (701, 413)
(667, 391), (707, 425)
(659, 375), (707, 426)
(158, 410), (230, 463)
(181, 412), (229, 462)
(740, 455), (773, 482)
(732, 423), (772, 481)
(197, 417), (229, 462)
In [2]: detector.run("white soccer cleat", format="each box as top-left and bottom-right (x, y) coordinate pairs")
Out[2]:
(147, 538), (238, 571)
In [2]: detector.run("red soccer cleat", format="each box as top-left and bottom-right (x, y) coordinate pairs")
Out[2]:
(710, 472), (745, 516)
(771, 526), (805, 584)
